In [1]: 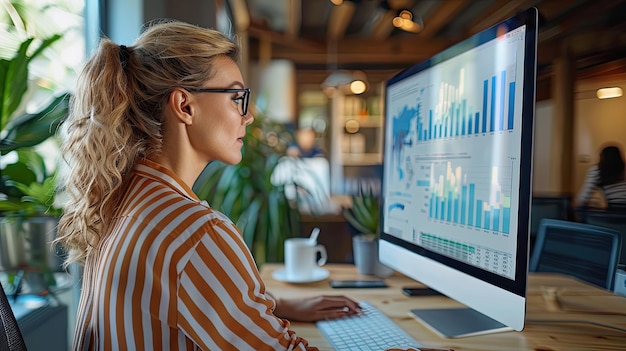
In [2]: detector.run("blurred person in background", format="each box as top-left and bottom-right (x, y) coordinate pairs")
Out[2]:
(576, 143), (626, 209)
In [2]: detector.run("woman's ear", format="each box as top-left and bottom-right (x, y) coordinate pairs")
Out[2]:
(167, 88), (194, 125)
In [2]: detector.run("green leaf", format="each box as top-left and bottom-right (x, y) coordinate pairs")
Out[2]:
(343, 186), (380, 235)
(239, 197), (262, 249)
(0, 35), (62, 131)
(0, 38), (33, 128)
(0, 93), (69, 154)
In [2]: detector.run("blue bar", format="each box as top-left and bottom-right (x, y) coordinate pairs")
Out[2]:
(475, 112), (480, 134)
(461, 185), (467, 225)
(430, 196), (435, 218)
(493, 208), (500, 232)
(468, 184), (475, 226)
(499, 71), (506, 131)
(423, 130), (427, 140)
(451, 102), (456, 136)
(429, 110), (433, 139)
(476, 200), (482, 227)
(435, 196), (440, 219)
(417, 115), (422, 141)
(459, 106), (465, 135)
(454, 198), (459, 223)
(417, 180), (430, 187)
(490, 76), (496, 132)
(503, 207), (510, 233)
(455, 105), (460, 136)
(468, 115), (472, 135)
(447, 191), (452, 221)
(459, 99), (469, 135)
(508, 82), (515, 130)
(484, 211), (491, 230)
(440, 199), (445, 220)
(482, 80), (488, 133)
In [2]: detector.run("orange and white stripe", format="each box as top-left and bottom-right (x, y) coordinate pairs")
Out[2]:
(74, 159), (314, 350)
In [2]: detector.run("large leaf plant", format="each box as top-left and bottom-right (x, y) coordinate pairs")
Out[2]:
(193, 115), (301, 266)
(0, 35), (69, 217)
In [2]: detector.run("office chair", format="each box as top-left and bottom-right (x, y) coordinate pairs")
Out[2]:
(530, 219), (621, 291)
(529, 195), (573, 251)
(0, 281), (27, 351)
(577, 207), (626, 266)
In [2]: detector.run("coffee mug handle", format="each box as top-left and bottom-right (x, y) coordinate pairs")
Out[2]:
(316, 245), (327, 266)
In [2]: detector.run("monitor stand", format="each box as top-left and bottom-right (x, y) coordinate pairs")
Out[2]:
(410, 308), (513, 338)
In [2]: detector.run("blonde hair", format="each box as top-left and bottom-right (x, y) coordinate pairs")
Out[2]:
(56, 20), (239, 266)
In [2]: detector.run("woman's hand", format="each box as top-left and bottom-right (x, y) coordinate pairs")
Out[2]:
(274, 295), (361, 322)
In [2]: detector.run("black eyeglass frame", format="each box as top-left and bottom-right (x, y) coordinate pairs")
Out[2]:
(187, 88), (251, 116)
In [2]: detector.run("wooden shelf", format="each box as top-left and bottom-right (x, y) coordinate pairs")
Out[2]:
(343, 116), (382, 128)
(341, 153), (382, 166)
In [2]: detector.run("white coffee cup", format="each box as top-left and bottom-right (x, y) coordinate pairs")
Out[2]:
(284, 238), (327, 281)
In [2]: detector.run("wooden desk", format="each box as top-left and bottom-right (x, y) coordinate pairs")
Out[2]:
(261, 264), (626, 351)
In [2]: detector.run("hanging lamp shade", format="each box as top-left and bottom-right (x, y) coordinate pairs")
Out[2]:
(321, 70), (355, 88)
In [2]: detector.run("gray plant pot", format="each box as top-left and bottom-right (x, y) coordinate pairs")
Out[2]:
(0, 218), (26, 270)
(352, 235), (393, 277)
(0, 216), (64, 273)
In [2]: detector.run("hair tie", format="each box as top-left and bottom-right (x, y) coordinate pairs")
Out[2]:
(119, 45), (131, 68)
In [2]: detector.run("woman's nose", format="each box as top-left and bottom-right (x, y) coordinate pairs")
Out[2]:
(242, 112), (254, 126)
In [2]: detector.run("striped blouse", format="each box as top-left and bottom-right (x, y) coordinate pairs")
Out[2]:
(576, 165), (626, 207)
(74, 159), (314, 351)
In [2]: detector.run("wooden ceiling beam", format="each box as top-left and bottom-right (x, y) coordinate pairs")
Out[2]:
(366, 8), (396, 40)
(538, 29), (626, 66)
(538, 0), (624, 42)
(249, 36), (455, 65)
(419, 0), (470, 39)
(248, 23), (325, 52)
(228, 0), (250, 31)
(468, 0), (537, 35)
(286, 0), (301, 37)
(327, 1), (356, 40)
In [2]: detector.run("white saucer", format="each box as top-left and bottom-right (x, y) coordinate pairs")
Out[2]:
(272, 267), (330, 283)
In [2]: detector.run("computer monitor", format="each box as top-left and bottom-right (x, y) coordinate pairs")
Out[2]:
(379, 7), (538, 338)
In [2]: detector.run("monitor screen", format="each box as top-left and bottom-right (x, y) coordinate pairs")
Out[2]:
(379, 7), (538, 338)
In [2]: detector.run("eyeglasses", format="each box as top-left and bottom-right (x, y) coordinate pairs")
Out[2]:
(187, 88), (251, 117)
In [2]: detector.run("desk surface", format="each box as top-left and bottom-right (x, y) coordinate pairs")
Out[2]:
(261, 264), (626, 351)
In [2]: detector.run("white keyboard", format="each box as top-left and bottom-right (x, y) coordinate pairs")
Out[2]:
(316, 301), (422, 351)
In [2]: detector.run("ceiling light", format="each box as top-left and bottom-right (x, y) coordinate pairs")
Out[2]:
(596, 87), (623, 99)
(330, 0), (344, 5)
(321, 70), (369, 96)
(350, 80), (367, 94)
(393, 9), (423, 33)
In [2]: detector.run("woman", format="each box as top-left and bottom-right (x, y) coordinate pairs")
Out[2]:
(576, 144), (626, 209)
(56, 20), (359, 350)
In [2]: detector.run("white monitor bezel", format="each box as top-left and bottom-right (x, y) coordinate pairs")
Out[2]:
(379, 7), (538, 333)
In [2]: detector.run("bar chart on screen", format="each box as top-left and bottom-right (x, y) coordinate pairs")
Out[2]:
(426, 158), (515, 234)
(412, 67), (518, 142)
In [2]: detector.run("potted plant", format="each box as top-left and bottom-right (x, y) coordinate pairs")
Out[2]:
(0, 34), (70, 291)
(343, 186), (392, 276)
(193, 114), (301, 266)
